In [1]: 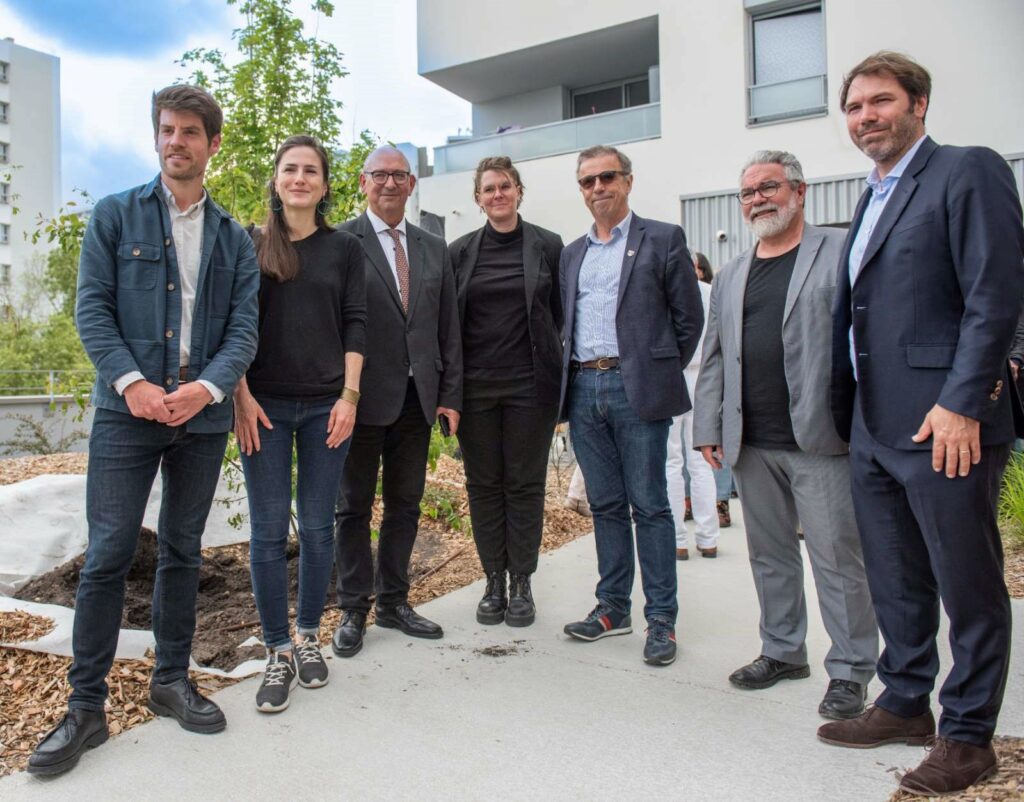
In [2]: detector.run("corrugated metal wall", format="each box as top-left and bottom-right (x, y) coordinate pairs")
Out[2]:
(680, 153), (1024, 269)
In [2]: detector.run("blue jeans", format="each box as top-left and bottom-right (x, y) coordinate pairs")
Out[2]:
(714, 463), (734, 501)
(69, 409), (228, 711)
(568, 368), (677, 623)
(240, 396), (351, 650)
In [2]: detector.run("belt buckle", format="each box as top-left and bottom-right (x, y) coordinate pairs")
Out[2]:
(596, 357), (614, 370)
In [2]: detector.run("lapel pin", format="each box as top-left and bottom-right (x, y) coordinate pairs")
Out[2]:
(627, 250), (635, 257)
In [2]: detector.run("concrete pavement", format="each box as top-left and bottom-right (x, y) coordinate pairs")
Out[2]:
(3, 504), (1023, 801)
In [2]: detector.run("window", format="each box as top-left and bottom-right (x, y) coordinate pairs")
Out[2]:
(0, 60), (8, 83)
(748, 3), (827, 124)
(0, 141), (7, 164)
(0, 182), (8, 204)
(0, 223), (9, 244)
(0, 265), (9, 286)
(572, 76), (651, 117)
(0, 102), (8, 123)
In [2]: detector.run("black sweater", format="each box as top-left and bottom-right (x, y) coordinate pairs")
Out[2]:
(246, 227), (367, 400)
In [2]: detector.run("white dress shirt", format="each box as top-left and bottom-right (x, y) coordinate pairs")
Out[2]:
(366, 207), (408, 292)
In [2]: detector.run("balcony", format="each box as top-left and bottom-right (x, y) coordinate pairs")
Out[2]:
(748, 74), (827, 125)
(433, 103), (660, 175)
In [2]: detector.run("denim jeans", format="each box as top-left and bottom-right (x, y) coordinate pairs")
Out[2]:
(568, 368), (677, 623)
(240, 395), (351, 650)
(69, 408), (228, 711)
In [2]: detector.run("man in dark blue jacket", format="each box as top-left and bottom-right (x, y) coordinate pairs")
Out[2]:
(29, 85), (259, 776)
(819, 52), (1024, 796)
(559, 145), (703, 666)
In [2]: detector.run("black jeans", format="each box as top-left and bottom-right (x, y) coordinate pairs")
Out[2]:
(69, 409), (227, 711)
(334, 379), (432, 613)
(457, 380), (559, 574)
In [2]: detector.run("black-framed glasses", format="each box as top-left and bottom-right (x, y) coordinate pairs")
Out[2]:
(736, 181), (786, 205)
(578, 170), (630, 190)
(364, 170), (411, 185)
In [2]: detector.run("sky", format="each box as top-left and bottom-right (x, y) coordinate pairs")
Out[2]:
(0, 0), (472, 202)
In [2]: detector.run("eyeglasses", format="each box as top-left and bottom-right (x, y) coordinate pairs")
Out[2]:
(364, 170), (411, 185)
(577, 170), (630, 190)
(736, 181), (787, 205)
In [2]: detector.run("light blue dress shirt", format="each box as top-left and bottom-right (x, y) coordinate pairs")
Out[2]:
(847, 135), (927, 374)
(572, 212), (632, 361)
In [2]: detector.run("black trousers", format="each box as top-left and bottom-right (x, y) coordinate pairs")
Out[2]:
(334, 379), (432, 613)
(849, 400), (1012, 746)
(457, 381), (559, 574)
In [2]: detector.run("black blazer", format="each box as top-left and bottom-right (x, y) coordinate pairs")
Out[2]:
(558, 213), (703, 422)
(830, 137), (1024, 448)
(449, 220), (564, 406)
(339, 213), (462, 427)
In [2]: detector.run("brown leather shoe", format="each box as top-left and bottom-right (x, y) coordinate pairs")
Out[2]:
(817, 705), (935, 748)
(676, 548), (689, 561)
(717, 500), (731, 528)
(697, 546), (717, 558)
(899, 737), (997, 796)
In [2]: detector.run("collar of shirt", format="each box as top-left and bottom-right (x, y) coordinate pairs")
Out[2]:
(864, 134), (927, 199)
(366, 208), (407, 238)
(161, 181), (207, 219)
(586, 210), (632, 246)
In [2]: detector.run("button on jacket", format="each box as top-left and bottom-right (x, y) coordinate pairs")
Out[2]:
(75, 173), (260, 433)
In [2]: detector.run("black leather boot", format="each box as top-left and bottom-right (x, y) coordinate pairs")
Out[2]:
(506, 573), (535, 627)
(476, 571), (507, 625)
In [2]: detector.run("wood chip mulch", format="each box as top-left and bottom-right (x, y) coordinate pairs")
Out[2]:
(887, 736), (1024, 801)
(0, 453), (88, 486)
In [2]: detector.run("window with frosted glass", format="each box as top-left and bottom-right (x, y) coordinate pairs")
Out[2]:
(748, 4), (827, 123)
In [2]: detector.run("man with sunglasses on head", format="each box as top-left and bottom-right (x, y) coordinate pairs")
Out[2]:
(331, 146), (462, 656)
(559, 145), (703, 666)
(692, 151), (877, 720)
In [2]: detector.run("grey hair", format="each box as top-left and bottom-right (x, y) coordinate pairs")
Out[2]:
(362, 145), (412, 172)
(576, 145), (632, 175)
(738, 150), (805, 186)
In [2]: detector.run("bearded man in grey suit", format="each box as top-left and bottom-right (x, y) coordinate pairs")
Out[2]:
(692, 150), (877, 720)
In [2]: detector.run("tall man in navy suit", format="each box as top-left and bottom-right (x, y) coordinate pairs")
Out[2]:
(559, 145), (703, 666)
(818, 52), (1024, 796)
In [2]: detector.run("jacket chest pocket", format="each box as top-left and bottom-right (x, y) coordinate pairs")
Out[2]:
(117, 242), (161, 290)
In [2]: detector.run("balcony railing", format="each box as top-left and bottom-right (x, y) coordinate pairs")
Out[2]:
(433, 103), (661, 174)
(748, 74), (827, 124)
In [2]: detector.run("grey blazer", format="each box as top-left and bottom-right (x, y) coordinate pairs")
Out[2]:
(692, 224), (848, 466)
(338, 213), (462, 427)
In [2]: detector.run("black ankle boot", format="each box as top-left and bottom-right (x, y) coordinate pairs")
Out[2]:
(476, 571), (507, 624)
(506, 573), (535, 627)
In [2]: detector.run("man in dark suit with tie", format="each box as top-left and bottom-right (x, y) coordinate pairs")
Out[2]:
(818, 52), (1024, 796)
(331, 146), (462, 656)
(559, 145), (703, 666)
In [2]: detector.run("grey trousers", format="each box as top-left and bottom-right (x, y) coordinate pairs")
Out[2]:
(733, 445), (878, 683)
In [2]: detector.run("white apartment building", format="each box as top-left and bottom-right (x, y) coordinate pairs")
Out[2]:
(416, 0), (1024, 262)
(0, 37), (61, 300)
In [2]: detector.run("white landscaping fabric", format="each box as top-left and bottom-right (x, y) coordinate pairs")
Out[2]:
(0, 470), (250, 595)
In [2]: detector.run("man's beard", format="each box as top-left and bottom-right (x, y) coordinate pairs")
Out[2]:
(746, 193), (800, 239)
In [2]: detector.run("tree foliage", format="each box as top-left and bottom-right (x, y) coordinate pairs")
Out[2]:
(179, 0), (375, 225)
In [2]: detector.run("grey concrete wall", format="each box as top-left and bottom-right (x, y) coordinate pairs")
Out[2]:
(0, 395), (92, 456)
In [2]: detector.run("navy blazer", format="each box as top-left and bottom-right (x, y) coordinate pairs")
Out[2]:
(558, 213), (703, 422)
(449, 219), (564, 407)
(830, 137), (1024, 449)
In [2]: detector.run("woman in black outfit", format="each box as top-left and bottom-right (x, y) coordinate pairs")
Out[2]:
(234, 135), (366, 713)
(449, 156), (564, 627)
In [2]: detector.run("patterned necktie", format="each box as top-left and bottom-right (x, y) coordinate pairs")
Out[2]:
(385, 228), (410, 313)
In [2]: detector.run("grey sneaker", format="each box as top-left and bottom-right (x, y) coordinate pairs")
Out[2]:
(256, 651), (297, 713)
(295, 635), (329, 688)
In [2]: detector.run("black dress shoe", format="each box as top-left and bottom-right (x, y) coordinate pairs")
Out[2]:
(818, 679), (868, 720)
(476, 571), (507, 625)
(28, 709), (108, 776)
(729, 655), (810, 689)
(148, 678), (226, 734)
(505, 573), (535, 627)
(332, 610), (367, 657)
(375, 603), (443, 639)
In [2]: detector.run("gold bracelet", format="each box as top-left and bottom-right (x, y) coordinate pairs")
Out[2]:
(340, 387), (360, 406)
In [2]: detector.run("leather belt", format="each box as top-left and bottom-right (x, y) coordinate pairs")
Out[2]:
(571, 357), (620, 370)
(178, 366), (190, 382)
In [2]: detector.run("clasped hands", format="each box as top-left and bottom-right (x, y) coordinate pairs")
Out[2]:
(124, 380), (211, 428)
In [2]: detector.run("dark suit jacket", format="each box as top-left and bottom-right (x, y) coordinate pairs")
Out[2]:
(830, 136), (1024, 449)
(339, 213), (462, 427)
(558, 213), (703, 422)
(449, 219), (564, 407)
